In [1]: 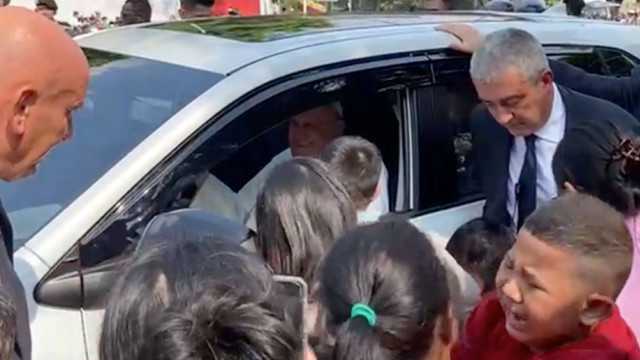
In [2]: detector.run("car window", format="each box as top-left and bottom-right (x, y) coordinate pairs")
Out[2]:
(0, 49), (222, 248)
(68, 63), (415, 295)
(415, 58), (481, 212)
(549, 47), (638, 77)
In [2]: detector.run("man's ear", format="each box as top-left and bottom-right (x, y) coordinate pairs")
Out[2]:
(540, 70), (554, 87)
(580, 293), (614, 328)
(10, 89), (37, 137)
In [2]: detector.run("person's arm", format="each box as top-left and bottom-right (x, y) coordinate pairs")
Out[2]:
(550, 60), (640, 116)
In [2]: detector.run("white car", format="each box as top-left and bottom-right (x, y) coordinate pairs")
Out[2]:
(2, 12), (640, 360)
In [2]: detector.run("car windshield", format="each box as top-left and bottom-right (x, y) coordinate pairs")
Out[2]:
(0, 49), (223, 249)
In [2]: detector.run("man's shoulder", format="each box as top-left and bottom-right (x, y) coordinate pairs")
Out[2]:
(560, 85), (638, 126)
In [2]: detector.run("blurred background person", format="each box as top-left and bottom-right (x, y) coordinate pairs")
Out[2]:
(35, 0), (57, 20)
(178, 0), (213, 19)
(119, 0), (151, 25)
(0, 1), (9, 7)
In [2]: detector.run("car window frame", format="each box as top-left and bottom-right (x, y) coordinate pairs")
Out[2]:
(34, 53), (435, 299)
(89, 54), (429, 242)
(544, 44), (640, 76)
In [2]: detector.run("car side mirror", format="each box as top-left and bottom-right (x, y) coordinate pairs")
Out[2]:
(35, 260), (122, 309)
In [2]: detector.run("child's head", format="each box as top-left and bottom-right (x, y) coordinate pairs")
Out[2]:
(315, 221), (456, 360)
(447, 218), (514, 294)
(496, 193), (632, 352)
(256, 157), (356, 284)
(320, 136), (383, 211)
(0, 288), (15, 360)
(552, 118), (640, 217)
(100, 239), (302, 360)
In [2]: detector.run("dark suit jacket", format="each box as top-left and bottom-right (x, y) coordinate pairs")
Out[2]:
(0, 200), (31, 360)
(473, 85), (640, 227)
(551, 60), (640, 121)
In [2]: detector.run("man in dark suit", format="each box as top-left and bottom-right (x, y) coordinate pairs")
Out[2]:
(440, 26), (638, 228)
(437, 23), (640, 122)
(0, 7), (90, 360)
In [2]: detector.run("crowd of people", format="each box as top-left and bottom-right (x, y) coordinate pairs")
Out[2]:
(3, 3), (640, 360)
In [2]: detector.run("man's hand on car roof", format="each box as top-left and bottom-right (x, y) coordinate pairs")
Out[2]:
(435, 23), (484, 54)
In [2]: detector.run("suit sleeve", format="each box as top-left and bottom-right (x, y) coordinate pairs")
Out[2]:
(551, 60), (640, 116)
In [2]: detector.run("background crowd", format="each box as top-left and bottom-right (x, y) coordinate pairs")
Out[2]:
(2, 2), (640, 360)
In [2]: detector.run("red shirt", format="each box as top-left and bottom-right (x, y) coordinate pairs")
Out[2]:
(453, 293), (640, 360)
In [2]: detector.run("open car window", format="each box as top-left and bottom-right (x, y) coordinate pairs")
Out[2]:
(0, 49), (222, 248)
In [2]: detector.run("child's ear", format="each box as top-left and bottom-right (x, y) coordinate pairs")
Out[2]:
(580, 293), (614, 328)
(563, 182), (578, 194)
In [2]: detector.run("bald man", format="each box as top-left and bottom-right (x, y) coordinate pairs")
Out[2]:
(0, 7), (89, 360)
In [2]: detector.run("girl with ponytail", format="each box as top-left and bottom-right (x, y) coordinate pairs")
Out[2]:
(314, 221), (457, 360)
(552, 118), (640, 341)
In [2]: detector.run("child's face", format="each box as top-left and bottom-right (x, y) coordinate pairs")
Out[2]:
(495, 229), (591, 351)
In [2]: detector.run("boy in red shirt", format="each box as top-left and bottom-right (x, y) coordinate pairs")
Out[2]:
(453, 194), (640, 360)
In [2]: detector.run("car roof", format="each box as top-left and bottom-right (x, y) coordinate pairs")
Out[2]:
(77, 12), (633, 74)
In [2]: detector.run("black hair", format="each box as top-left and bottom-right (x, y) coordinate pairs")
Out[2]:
(0, 289), (15, 360)
(320, 136), (383, 211)
(552, 119), (640, 216)
(36, 0), (57, 11)
(181, 0), (214, 8)
(315, 221), (451, 360)
(122, 0), (152, 22)
(100, 239), (301, 360)
(524, 193), (632, 297)
(446, 218), (514, 294)
(256, 157), (356, 284)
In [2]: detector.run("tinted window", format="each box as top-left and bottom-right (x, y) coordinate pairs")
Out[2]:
(0, 49), (222, 248)
(416, 58), (481, 211)
(550, 47), (638, 77)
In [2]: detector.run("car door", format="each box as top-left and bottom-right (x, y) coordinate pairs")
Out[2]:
(409, 44), (640, 243)
(408, 54), (484, 242)
(28, 51), (437, 360)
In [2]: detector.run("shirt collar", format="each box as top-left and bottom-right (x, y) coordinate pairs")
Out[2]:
(534, 83), (566, 143)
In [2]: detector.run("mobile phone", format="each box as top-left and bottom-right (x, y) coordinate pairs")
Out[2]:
(273, 274), (308, 357)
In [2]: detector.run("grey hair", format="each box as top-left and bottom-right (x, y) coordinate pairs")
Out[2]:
(470, 28), (550, 84)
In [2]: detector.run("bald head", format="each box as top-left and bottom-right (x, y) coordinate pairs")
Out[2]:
(0, 7), (89, 181)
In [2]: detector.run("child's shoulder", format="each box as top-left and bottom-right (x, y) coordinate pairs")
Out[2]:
(453, 293), (518, 360)
(465, 292), (505, 333)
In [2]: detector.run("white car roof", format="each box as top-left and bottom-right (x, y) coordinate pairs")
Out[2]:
(76, 12), (640, 75)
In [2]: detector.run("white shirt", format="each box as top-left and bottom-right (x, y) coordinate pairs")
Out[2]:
(357, 166), (390, 224)
(192, 148), (390, 230)
(506, 84), (566, 226)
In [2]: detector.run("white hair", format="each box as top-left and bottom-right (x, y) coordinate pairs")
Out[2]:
(470, 28), (550, 84)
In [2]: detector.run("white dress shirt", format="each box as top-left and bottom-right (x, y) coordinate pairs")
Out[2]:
(506, 84), (566, 226)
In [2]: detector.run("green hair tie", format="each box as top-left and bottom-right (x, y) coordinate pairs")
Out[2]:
(350, 303), (376, 327)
